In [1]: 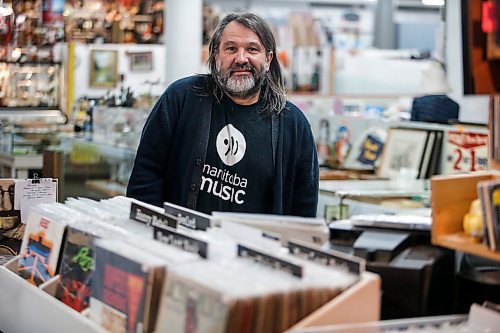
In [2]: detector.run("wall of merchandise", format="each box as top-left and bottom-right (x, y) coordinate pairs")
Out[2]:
(0, 0), (491, 126)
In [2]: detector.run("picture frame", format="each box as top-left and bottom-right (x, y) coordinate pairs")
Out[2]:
(376, 128), (429, 179)
(129, 52), (153, 72)
(89, 50), (118, 88)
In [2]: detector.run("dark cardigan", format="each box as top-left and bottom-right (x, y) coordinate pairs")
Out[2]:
(127, 75), (319, 217)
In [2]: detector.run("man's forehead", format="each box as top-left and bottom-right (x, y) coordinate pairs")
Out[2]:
(220, 21), (263, 45)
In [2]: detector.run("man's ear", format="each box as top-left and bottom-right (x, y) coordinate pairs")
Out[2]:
(266, 51), (273, 71)
(214, 48), (220, 63)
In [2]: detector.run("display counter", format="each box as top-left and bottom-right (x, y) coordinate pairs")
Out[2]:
(0, 123), (61, 178)
(318, 179), (430, 221)
(51, 134), (136, 200)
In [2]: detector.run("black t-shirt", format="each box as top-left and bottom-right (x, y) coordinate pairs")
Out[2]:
(196, 95), (273, 215)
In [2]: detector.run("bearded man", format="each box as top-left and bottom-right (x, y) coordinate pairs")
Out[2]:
(127, 12), (319, 217)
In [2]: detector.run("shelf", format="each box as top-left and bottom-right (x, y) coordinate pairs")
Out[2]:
(0, 109), (66, 124)
(433, 233), (500, 261)
(431, 171), (500, 262)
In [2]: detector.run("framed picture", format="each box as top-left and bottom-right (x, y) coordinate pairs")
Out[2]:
(89, 50), (118, 88)
(129, 52), (153, 72)
(377, 128), (429, 179)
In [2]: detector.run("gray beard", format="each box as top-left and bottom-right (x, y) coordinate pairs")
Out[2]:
(215, 64), (266, 100)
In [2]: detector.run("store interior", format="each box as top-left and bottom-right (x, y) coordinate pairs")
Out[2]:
(0, 0), (500, 332)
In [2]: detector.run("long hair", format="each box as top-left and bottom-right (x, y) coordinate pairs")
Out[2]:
(203, 12), (287, 115)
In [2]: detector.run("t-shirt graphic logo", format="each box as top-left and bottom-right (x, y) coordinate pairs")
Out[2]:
(216, 124), (246, 166)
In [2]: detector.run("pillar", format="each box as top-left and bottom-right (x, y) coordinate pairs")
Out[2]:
(165, 0), (203, 85)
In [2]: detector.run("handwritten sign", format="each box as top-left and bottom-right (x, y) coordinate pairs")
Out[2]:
(443, 131), (488, 174)
(14, 179), (58, 223)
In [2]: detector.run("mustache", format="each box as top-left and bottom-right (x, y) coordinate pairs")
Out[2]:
(228, 64), (257, 76)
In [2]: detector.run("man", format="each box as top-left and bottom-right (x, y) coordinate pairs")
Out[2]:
(127, 12), (319, 217)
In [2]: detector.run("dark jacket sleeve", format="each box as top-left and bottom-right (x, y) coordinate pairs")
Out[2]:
(278, 102), (319, 217)
(126, 83), (182, 207)
(292, 121), (319, 217)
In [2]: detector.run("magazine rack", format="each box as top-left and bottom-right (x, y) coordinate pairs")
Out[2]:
(0, 261), (380, 333)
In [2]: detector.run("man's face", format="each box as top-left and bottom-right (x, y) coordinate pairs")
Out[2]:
(215, 21), (273, 100)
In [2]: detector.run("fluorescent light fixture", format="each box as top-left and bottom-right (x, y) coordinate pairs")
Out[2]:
(422, 0), (445, 6)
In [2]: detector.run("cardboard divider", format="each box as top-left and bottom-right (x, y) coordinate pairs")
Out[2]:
(288, 272), (381, 331)
(0, 265), (107, 333)
(39, 274), (60, 296)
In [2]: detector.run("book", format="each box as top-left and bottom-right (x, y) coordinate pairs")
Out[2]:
(16, 210), (69, 286)
(89, 238), (166, 333)
(478, 179), (500, 250)
(425, 130), (444, 179)
(417, 130), (435, 179)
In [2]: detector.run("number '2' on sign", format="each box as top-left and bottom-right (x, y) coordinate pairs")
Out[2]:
(445, 131), (488, 173)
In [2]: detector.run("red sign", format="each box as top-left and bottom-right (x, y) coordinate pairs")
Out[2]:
(444, 131), (489, 174)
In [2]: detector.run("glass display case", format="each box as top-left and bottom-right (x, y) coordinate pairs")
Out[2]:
(55, 134), (137, 201)
(91, 106), (149, 150)
(0, 60), (65, 179)
(0, 125), (60, 155)
(0, 61), (62, 109)
(42, 106), (149, 201)
(0, 124), (61, 178)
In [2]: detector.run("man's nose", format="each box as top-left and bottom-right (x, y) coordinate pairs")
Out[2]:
(235, 49), (249, 63)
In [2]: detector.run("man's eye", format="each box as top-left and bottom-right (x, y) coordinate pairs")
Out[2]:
(226, 47), (236, 52)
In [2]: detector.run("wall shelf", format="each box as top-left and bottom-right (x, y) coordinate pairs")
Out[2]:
(431, 172), (500, 262)
(433, 233), (500, 262)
